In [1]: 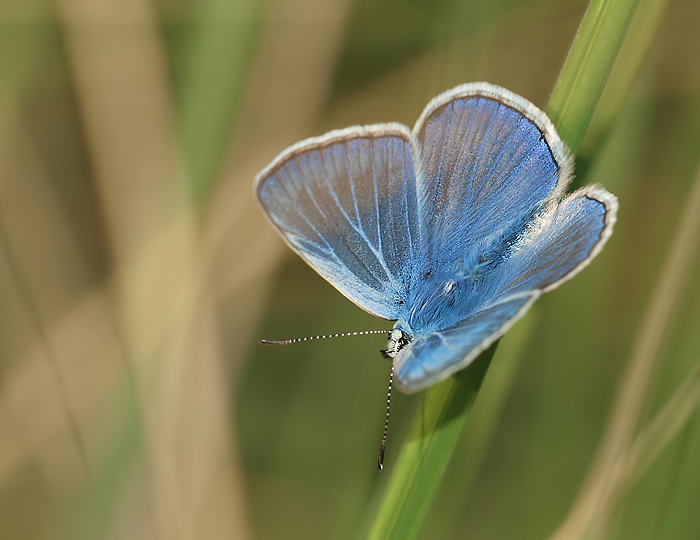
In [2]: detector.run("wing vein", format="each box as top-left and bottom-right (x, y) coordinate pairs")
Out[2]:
(322, 164), (397, 285)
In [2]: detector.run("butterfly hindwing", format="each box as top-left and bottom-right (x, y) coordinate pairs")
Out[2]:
(394, 293), (538, 393)
(255, 124), (420, 320)
(494, 185), (617, 299)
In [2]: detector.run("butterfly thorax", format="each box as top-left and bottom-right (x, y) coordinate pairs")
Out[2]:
(403, 269), (487, 337)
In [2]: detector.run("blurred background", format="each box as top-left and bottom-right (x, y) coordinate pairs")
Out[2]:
(1, 0), (699, 539)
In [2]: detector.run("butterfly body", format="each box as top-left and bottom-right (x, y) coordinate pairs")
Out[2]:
(255, 82), (617, 394)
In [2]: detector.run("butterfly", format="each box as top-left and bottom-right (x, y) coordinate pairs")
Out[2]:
(255, 82), (617, 397)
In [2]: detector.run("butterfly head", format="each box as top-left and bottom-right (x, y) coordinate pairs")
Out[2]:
(381, 323), (412, 359)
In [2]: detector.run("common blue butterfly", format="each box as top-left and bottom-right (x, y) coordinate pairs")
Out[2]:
(255, 82), (617, 397)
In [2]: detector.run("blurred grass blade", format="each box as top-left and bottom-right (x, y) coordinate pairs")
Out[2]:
(0, 208), (91, 481)
(547, 0), (640, 152)
(366, 343), (497, 540)
(0, 13), (51, 162)
(582, 0), (672, 150)
(176, 0), (262, 201)
(623, 359), (700, 487)
(365, 0), (640, 537)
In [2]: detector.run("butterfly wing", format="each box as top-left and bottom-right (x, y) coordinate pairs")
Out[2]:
(403, 83), (576, 332)
(493, 185), (618, 299)
(255, 124), (420, 320)
(410, 83), (573, 283)
(395, 186), (617, 394)
(394, 293), (538, 393)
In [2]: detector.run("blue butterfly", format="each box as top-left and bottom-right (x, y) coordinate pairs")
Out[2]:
(255, 82), (617, 395)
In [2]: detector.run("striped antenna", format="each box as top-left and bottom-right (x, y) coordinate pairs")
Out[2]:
(378, 364), (394, 471)
(259, 330), (388, 345)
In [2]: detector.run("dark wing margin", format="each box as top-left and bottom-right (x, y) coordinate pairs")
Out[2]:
(255, 123), (420, 320)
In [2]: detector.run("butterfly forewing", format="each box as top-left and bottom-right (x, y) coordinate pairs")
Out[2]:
(411, 87), (572, 280)
(255, 125), (420, 320)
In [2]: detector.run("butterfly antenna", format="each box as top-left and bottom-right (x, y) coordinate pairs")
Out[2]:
(378, 364), (394, 471)
(259, 330), (388, 345)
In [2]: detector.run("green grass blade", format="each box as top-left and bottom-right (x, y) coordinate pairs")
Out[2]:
(364, 0), (640, 538)
(175, 0), (262, 201)
(547, 0), (641, 152)
(366, 343), (497, 540)
(419, 310), (539, 539)
(581, 0), (672, 151)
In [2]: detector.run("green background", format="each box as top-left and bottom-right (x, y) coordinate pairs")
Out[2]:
(0, 0), (699, 538)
